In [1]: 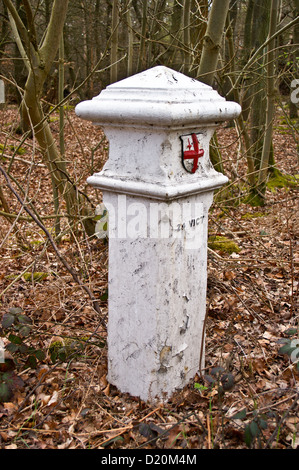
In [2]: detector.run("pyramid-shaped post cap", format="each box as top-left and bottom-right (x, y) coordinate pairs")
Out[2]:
(75, 66), (241, 129)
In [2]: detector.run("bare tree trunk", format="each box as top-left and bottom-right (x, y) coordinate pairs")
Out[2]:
(257, 0), (279, 192)
(226, 17), (255, 186)
(147, 0), (167, 67)
(249, 0), (271, 172)
(189, 0), (209, 71)
(197, 0), (230, 172)
(83, 2), (93, 97)
(137, 0), (148, 72)
(290, 0), (299, 118)
(126, 1), (134, 76)
(4, 0), (95, 236)
(110, 0), (119, 83)
(59, 33), (65, 158)
(164, 0), (183, 69)
(197, 0), (230, 85)
(183, 0), (191, 73)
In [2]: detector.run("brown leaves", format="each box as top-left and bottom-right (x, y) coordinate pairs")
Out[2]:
(0, 107), (298, 450)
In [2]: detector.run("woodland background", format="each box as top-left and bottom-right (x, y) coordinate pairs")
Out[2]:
(0, 0), (298, 450)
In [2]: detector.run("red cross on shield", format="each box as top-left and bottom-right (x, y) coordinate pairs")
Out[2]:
(180, 133), (204, 173)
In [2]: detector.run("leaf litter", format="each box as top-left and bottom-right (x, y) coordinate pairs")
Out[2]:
(0, 106), (298, 449)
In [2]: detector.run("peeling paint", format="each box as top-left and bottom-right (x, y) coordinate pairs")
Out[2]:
(76, 65), (241, 402)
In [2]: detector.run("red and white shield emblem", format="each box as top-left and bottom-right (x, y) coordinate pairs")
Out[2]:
(180, 133), (204, 174)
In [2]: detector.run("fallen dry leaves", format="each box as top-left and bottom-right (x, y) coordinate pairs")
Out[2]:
(0, 105), (298, 449)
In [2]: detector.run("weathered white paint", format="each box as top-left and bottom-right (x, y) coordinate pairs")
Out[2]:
(0, 80), (5, 105)
(76, 66), (241, 402)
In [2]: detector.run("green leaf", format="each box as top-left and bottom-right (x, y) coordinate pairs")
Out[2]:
(100, 289), (108, 302)
(284, 328), (297, 336)
(17, 314), (32, 325)
(221, 372), (234, 391)
(58, 349), (67, 362)
(8, 307), (22, 315)
(244, 424), (253, 447)
(24, 355), (37, 369)
(204, 374), (216, 387)
(194, 382), (208, 392)
(249, 420), (259, 438)
(0, 382), (12, 402)
(258, 418), (268, 430)
(8, 334), (22, 345)
(33, 349), (46, 361)
(101, 436), (124, 447)
(139, 422), (157, 439)
(210, 366), (225, 377)
(231, 408), (247, 420)
(6, 343), (19, 353)
(2, 371), (13, 382)
(278, 342), (296, 356)
(19, 343), (29, 354)
(2, 313), (15, 328)
(94, 210), (107, 221)
(50, 351), (58, 363)
(19, 325), (32, 337)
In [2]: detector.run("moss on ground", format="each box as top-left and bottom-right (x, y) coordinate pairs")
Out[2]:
(49, 337), (88, 362)
(6, 272), (49, 281)
(266, 172), (298, 192)
(241, 211), (265, 219)
(208, 235), (241, 254)
(0, 143), (26, 155)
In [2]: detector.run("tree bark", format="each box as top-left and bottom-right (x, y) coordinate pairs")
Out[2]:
(110, 0), (119, 83)
(183, 0), (191, 73)
(290, 0), (299, 118)
(249, 0), (271, 171)
(226, 17), (255, 186)
(197, 0), (230, 86)
(4, 0), (95, 236)
(257, 0), (279, 191)
(126, 1), (134, 76)
(137, 0), (148, 72)
(197, 0), (230, 172)
(164, 0), (183, 69)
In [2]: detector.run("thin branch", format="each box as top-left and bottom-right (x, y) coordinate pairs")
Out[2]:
(229, 15), (299, 96)
(0, 164), (103, 318)
(21, 0), (38, 50)
(3, 0), (31, 56)
(6, 9), (30, 71)
(39, 0), (69, 73)
(265, 392), (299, 448)
(1, 152), (46, 167)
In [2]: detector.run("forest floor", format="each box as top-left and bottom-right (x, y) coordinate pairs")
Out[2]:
(0, 104), (298, 450)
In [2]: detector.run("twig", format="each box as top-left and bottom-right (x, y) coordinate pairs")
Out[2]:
(0, 163), (102, 318)
(265, 392), (299, 448)
(1, 153), (46, 167)
(207, 414), (211, 449)
(1, 259), (37, 298)
(0, 210), (77, 221)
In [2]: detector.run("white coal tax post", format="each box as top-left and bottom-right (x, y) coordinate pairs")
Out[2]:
(75, 66), (241, 403)
(0, 80), (5, 109)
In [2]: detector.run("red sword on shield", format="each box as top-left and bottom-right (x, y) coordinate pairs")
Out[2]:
(183, 133), (204, 173)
